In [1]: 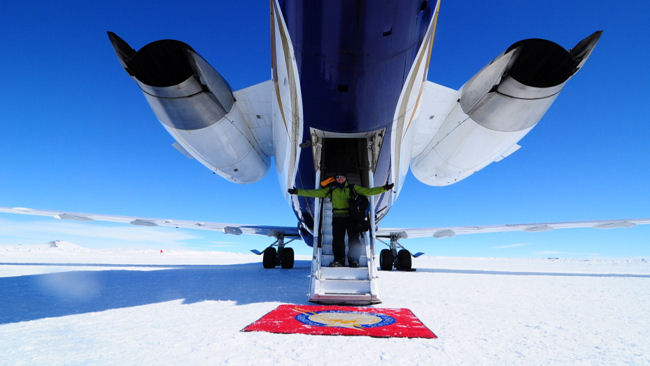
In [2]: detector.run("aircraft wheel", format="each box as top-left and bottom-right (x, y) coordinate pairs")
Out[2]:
(379, 249), (394, 271)
(396, 249), (412, 271)
(280, 247), (294, 269)
(263, 247), (277, 269)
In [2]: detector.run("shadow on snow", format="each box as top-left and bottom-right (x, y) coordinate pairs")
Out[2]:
(3, 261), (648, 325)
(0, 261), (311, 324)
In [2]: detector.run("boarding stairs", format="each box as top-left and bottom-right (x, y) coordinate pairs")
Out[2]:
(309, 198), (381, 305)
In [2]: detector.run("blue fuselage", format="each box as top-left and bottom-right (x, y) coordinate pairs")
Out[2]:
(279, 0), (433, 242)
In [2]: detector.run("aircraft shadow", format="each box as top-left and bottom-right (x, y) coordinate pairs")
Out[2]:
(0, 261), (312, 324)
(413, 268), (650, 278)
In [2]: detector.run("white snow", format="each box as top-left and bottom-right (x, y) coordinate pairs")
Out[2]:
(1, 242), (649, 365)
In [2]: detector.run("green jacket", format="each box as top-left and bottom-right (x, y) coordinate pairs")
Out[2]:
(296, 182), (388, 217)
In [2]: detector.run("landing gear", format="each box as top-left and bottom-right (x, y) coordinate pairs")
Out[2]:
(396, 249), (412, 271)
(280, 247), (294, 269)
(263, 247), (277, 268)
(253, 233), (297, 269)
(377, 234), (423, 271)
(380, 249), (393, 271)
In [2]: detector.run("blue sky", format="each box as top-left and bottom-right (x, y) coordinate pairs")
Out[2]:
(1, 0), (648, 258)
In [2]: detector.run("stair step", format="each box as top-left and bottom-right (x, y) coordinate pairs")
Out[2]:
(309, 292), (381, 305)
(320, 267), (369, 280)
(317, 279), (371, 294)
(320, 247), (366, 256)
(320, 254), (367, 267)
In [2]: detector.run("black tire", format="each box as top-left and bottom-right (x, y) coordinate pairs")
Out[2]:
(396, 249), (412, 271)
(280, 247), (294, 269)
(379, 249), (394, 271)
(263, 247), (277, 269)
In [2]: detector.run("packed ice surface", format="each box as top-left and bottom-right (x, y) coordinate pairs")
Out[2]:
(1, 242), (649, 365)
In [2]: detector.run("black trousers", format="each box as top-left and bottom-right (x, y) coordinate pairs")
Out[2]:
(332, 216), (360, 262)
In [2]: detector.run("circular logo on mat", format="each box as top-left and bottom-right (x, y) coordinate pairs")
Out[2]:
(295, 310), (396, 330)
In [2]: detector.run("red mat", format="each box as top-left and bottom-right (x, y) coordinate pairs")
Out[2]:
(243, 304), (436, 338)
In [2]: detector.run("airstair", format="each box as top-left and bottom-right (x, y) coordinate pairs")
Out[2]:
(305, 129), (385, 305)
(309, 198), (381, 305)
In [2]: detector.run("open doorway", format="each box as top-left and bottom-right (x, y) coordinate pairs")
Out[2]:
(310, 127), (385, 186)
(320, 137), (369, 186)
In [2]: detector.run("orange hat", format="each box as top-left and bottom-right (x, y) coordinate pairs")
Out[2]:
(320, 176), (335, 187)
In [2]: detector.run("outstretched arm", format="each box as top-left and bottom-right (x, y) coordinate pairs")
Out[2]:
(290, 187), (330, 198)
(355, 183), (393, 196)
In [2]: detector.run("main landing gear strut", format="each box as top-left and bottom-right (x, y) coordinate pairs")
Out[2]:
(377, 234), (424, 271)
(251, 233), (297, 269)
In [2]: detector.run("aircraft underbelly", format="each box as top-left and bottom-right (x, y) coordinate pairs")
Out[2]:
(277, 0), (434, 233)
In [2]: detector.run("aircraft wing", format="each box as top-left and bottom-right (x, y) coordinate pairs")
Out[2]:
(376, 218), (650, 239)
(4, 206), (646, 241)
(0, 206), (299, 238)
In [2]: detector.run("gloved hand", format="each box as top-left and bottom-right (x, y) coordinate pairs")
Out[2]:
(288, 187), (298, 195)
(384, 183), (394, 191)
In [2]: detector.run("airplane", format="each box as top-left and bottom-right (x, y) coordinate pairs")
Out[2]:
(2, 0), (649, 304)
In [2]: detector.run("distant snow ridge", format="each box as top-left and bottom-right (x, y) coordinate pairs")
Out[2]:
(46, 240), (88, 251)
(0, 240), (91, 255)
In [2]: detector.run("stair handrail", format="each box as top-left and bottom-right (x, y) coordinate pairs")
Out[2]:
(309, 164), (323, 299)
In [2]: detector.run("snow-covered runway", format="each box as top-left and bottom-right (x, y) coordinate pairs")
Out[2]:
(1, 243), (649, 365)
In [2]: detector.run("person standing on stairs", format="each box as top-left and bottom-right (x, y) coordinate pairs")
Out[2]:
(288, 173), (393, 267)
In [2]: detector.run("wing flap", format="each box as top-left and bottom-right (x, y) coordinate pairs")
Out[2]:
(0, 206), (298, 238)
(377, 218), (650, 239)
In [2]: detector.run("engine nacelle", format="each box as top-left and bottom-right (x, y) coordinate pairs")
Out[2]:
(411, 32), (602, 186)
(108, 33), (270, 183)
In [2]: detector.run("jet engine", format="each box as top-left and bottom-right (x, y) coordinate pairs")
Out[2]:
(411, 32), (602, 186)
(107, 32), (270, 183)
